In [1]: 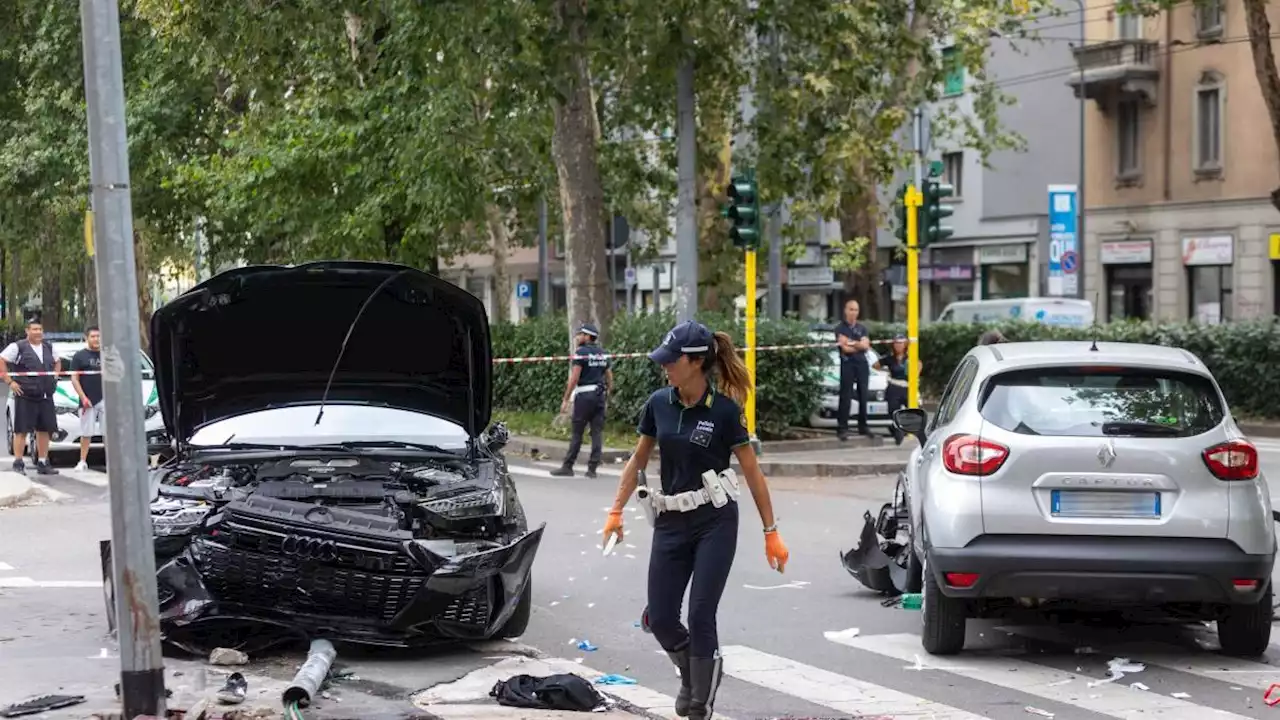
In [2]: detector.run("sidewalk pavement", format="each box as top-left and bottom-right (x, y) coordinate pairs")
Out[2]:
(506, 432), (913, 478)
(0, 469), (34, 507)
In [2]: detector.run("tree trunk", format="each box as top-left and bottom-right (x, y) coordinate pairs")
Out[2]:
(550, 0), (611, 347)
(486, 203), (512, 324)
(1241, 0), (1280, 212)
(135, 229), (152, 350)
(838, 188), (883, 319)
(40, 221), (62, 331)
(696, 130), (737, 314)
(82, 258), (98, 325)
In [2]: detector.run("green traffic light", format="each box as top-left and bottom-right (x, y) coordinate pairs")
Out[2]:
(726, 172), (761, 250)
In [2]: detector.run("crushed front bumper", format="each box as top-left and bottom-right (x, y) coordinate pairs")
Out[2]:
(101, 494), (543, 649)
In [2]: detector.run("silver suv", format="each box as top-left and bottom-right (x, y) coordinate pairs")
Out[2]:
(892, 341), (1275, 657)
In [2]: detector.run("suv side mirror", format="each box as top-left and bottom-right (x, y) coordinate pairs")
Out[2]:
(484, 422), (510, 453)
(893, 408), (928, 446)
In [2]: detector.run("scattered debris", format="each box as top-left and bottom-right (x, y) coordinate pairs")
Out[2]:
(595, 675), (637, 686)
(1130, 682), (1149, 691)
(1023, 707), (1055, 718)
(209, 648), (249, 666)
(823, 628), (861, 641)
(1265, 683), (1280, 707)
(282, 639), (337, 709)
(743, 581), (810, 590)
(1087, 657), (1145, 687)
(1171, 692), (1191, 699)
(1, 694), (86, 718)
(491, 673), (608, 711)
(216, 672), (248, 705)
(577, 640), (598, 651)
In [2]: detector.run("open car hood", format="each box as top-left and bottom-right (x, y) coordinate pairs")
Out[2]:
(149, 261), (492, 444)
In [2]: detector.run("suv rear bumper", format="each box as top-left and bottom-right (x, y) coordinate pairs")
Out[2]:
(929, 535), (1274, 605)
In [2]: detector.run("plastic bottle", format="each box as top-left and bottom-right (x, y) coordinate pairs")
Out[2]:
(899, 593), (923, 610)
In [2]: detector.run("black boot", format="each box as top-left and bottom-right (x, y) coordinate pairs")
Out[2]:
(687, 654), (724, 720)
(586, 463), (598, 479)
(550, 464), (574, 477)
(666, 647), (692, 716)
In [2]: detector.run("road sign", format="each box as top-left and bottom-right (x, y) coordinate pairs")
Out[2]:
(1062, 250), (1078, 274)
(1047, 184), (1078, 297)
(516, 281), (533, 299)
(624, 267), (637, 287)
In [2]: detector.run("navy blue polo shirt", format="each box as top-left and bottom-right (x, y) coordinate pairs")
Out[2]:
(574, 344), (610, 386)
(835, 321), (869, 365)
(638, 386), (751, 495)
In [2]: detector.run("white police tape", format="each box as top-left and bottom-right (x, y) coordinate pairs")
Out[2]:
(493, 339), (913, 365)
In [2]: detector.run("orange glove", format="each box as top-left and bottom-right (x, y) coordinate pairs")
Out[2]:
(602, 510), (624, 547)
(765, 529), (789, 573)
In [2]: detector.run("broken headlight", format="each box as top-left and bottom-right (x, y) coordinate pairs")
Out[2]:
(420, 488), (504, 520)
(150, 498), (212, 537)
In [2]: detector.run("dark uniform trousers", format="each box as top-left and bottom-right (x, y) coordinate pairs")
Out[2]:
(647, 501), (738, 658)
(564, 387), (606, 468)
(837, 356), (871, 433)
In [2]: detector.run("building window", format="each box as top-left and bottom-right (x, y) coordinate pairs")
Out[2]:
(1117, 99), (1141, 178)
(943, 152), (963, 198)
(1189, 265), (1232, 323)
(942, 47), (964, 96)
(1195, 73), (1224, 174)
(1106, 265), (1153, 322)
(1196, 0), (1223, 38)
(1116, 10), (1141, 39)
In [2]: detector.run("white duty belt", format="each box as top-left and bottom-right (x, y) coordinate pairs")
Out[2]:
(887, 378), (908, 388)
(573, 384), (599, 396)
(637, 468), (741, 521)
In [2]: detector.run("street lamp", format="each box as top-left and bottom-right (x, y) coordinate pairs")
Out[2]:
(1073, 0), (1087, 301)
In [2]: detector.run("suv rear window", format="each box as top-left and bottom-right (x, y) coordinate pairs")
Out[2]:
(978, 366), (1225, 437)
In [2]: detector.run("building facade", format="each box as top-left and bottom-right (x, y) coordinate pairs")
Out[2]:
(1073, 0), (1280, 323)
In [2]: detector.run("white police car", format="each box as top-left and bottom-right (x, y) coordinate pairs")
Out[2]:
(806, 331), (892, 430)
(4, 340), (164, 459)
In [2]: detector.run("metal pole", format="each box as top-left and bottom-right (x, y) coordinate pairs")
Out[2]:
(538, 195), (549, 315)
(675, 56), (698, 323)
(79, 1), (166, 717)
(653, 266), (662, 313)
(767, 206), (783, 319)
(625, 238), (634, 313)
(1076, 1), (1087, 301)
(905, 184), (922, 409)
(745, 248), (759, 447)
(607, 214), (616, 311)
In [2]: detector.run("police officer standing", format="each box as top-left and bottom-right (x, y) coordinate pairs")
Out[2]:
(0, 318), (61, 475)
(873, 333), (919, 446)
(601, 320), (789, 720)
(835, 298), (871, 441)
(552, 323), (613, 478)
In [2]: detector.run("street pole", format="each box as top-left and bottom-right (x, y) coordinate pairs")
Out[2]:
(1076, 0), (1087, 301)
(625, 239), (634, 314)
(905, 184), (922, 409)
(79, 0), (166, 717)
(538, 195), (549, 315)
(608, 214), (616, 311)
(675, 56), (698, 323)
(767, 205), (782, 319)
(745, 245), (758, 442)
(653, 266), (662, 312)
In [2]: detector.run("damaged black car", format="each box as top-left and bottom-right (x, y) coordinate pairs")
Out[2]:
(101, 261), (543, 652)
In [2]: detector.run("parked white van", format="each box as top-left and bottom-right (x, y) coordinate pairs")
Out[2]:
(936, 298), (1094, 327)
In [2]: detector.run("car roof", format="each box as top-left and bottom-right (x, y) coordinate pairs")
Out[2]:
(974, 341), (1207, 374)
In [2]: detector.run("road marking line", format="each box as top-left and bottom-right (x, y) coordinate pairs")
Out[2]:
(996, 623), (1280, 691)
(505, 464), (554, 478)
(0, 562), (13, 571)
(720, 644), (987, 719)
(830, 632), (1255, 720)
(0, 577), (102, 588)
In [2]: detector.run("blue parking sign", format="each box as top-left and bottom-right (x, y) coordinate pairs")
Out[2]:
(516, 281), (533, 299)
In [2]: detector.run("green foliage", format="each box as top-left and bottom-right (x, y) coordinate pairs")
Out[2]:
(858, 318), (1280, 420)
(492, 311), (826, 439)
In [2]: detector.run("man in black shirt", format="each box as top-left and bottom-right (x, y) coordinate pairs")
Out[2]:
(552, 323), (614, 478)
(70, 326), (104, 471)
(835, 298), (871, 440)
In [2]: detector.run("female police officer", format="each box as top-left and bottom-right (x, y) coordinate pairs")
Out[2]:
(600, 320), (789, 720)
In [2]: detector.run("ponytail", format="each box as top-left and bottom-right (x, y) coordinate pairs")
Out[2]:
(709, 331), (751, 410)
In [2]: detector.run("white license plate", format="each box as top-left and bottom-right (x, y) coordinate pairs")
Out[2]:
(1051, 490), (1161, 518)
(866, 401), (888, 416)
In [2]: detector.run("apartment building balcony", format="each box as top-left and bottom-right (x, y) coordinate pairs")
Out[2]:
(1066, 39), (1161, 107)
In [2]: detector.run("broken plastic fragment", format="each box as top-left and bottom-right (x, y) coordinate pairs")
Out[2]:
(1171, 692), (1191, 699)
(1023, 707), (1054, 718)
(595, 675), (637, 686)
(822, 628), (860, 641)
(577, 640), (598, 651)
(1130, 682), (1149, 691)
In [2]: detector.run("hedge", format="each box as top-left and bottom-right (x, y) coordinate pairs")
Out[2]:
(491, 311), (827, 439)
(857, 317), (1280, 421)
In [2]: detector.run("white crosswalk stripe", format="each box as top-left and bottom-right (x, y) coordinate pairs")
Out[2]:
(414, 624), (1280, 719)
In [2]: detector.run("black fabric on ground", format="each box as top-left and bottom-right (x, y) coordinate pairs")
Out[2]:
(489, 673), (606, 711)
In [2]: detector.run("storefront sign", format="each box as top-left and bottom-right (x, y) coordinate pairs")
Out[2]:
(978, 244), (1028, 265)
(1181, 235), (1233, 266)
(793, 245), (824, 266)
(1100, 239), (1152, 264)
(919, 264), (975, 281)
(787, 266), (834, 286)
(1047, 184), (1078, 297)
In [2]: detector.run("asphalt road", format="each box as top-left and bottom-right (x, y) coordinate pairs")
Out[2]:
(5, 440), (1280, 718)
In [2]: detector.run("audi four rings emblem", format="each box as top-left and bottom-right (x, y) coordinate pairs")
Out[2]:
(281, 535), (338, 561)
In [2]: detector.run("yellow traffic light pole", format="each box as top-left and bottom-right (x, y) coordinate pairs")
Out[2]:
(745, 247), (757, 436)
(905, 184), (922, 408)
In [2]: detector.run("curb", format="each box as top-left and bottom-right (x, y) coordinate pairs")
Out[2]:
(1241, 422), (1280, 439)
(0, 470), (34, 508)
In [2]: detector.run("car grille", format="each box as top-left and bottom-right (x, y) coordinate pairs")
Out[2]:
(440, 585), (492, 626)
(191, 538), (427, 623)
(221, 520), (418, 574)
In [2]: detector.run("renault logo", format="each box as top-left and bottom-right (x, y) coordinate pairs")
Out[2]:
(281, 535), (338, 561)
(1097, 440), (1117, 468)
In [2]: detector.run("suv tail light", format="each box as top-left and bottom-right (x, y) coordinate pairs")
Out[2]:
(1203, 440), (1259, 480)
(942, 434), (1009, 476)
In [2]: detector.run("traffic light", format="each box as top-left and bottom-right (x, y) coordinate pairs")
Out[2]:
(892, 184), (909, 244)
(726, 172), (760, 250)
(921, 176), (954, 246)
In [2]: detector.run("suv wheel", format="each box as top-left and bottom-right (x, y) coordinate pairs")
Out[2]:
(921, 554), (967, 655)
(1218, 583), (1272, 658)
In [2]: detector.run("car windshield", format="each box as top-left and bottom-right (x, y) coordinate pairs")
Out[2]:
(187, 404), (470, 450)
(978, 366), (1225, 438)
(55, 345), (154, 379)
